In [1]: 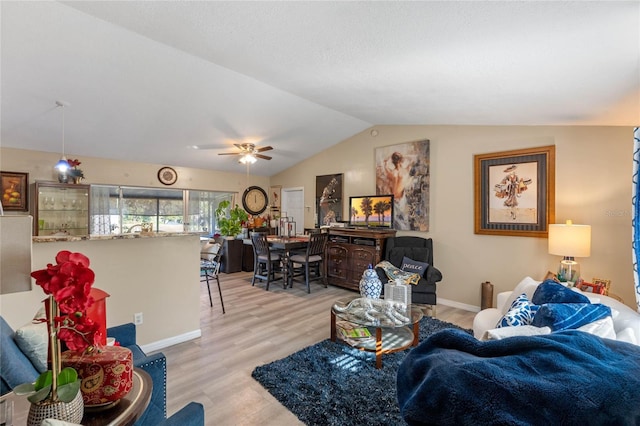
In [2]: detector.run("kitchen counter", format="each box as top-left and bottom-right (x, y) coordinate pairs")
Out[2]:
(33, 231), (203, 243)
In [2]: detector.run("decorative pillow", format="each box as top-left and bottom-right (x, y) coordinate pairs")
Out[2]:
(388, 247), (429, 269)
(496, 293), (539, 328)
(576, 316), (616, 340)
(501, 276), (541, 315)
(531, 303), (611, 331)
(483, 325), (551, 341)
(14, 309), (48, 373)
(531, 279), (590, 305)
(401, 256), (429, 277)
(375, 260), (421, 285)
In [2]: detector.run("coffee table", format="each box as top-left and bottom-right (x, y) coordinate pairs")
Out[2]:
(330, 295), (423, 369)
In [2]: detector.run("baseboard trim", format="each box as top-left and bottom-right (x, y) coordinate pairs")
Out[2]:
(438, 297), (481, 313)
(140, 329), (202, 353)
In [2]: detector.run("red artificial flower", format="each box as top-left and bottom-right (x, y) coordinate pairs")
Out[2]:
(30, 250), (98, 353)
(67, 159), (82, 168)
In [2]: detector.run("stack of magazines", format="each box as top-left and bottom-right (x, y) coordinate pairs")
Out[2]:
(336, 320), (374, 345)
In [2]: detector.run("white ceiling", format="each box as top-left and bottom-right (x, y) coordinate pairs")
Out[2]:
(2, 1), (638, 176)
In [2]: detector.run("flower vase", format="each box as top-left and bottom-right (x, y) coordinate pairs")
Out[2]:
(27, 389), (84, 426)
(72, 176), (82, 184)
(61, 346), (134, 409)
(359, 264), (382, 299)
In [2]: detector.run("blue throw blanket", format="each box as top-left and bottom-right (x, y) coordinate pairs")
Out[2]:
(397, 329), (640, 425)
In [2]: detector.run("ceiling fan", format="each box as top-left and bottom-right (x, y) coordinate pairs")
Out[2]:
(218, 143), (273, 163)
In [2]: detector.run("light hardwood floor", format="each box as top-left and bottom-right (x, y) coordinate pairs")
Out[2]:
(158, 272), (475, 426)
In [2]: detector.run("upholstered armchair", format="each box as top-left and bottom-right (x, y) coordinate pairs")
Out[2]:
(376, 236), (443, 310)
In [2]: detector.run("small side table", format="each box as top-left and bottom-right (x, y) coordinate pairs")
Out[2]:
(0, 368), (152, 426)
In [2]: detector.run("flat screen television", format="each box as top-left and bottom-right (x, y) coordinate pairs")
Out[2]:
(348, 194), (394, 228)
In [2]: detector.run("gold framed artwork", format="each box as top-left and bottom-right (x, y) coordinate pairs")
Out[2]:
(375, 139), (430, 231)
(474, 145), (555, 237)
(1, 171), (29, 212)
(269, 185), (282, 209)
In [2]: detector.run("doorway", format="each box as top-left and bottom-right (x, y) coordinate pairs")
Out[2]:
(281, 187), (304, 235)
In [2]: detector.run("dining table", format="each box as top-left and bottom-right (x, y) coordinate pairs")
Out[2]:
(266, 235), (309, 287)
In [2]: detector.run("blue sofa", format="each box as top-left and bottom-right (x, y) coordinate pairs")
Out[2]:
(0, 317), (204, 426)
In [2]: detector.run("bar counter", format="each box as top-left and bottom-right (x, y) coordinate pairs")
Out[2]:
(33, 231), (203, 243)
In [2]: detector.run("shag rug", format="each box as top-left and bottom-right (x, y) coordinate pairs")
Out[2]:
(251, 316), (471, 426)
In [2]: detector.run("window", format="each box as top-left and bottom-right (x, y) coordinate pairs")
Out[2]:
(90, 185), (234, 235)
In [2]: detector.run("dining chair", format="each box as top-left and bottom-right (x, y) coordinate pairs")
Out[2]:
(251, 233), (284, 290)
(200, 241), (225, 313)
(289, 232), (328, 293)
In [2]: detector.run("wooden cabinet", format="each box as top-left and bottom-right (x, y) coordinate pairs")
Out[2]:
(220, 238), (243, 273)
(31, 182), (90, 236)
(326, 228), (396, 291)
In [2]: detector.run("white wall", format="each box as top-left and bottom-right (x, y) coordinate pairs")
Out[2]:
(271, 125), (635, 310)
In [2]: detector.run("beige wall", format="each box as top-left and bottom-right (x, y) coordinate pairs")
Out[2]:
(0, 235), (201, 349)
(272, 125), (636, 310)
(0, 147), (269, 196)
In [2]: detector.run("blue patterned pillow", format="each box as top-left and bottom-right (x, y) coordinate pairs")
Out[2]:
(531, 303), (611, 331)
(496, 293), (539, 328)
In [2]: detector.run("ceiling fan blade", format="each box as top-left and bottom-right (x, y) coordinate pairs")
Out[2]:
(256, 146), (273, 152)
(255, 154), (272, 160)
(233, 143), (245, 150)
(218, 152), (241, 156)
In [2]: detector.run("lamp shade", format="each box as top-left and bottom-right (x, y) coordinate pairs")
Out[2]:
(548, 220), (591, 258)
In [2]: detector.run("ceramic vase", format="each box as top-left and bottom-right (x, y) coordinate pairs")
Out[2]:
(27, 390), (84, 426)
(61, 346), (133, 408)
(359, 265), (382, 299)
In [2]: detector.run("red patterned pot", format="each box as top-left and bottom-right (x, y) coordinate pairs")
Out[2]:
(61, 346), (133, 407)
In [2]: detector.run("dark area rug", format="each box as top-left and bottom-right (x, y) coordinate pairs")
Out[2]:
(251, 316), (471, 426)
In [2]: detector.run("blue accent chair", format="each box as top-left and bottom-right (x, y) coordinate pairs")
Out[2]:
(0, 316), (204, 426)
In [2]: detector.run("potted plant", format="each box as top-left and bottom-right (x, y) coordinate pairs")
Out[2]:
(14, 251), (101, 424)
(214, 200), (249, 273)
(215, 200), (248, 238)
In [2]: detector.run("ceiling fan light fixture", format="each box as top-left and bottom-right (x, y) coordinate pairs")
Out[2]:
(239, 153), (257, 164)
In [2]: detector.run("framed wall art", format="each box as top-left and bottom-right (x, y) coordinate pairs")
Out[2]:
(269, 185), (282, 210)
(474, 145), (555, 237)
(1, 171), (29, 212)
(316, 174), (343, 226)
(375, 139), (430, 231)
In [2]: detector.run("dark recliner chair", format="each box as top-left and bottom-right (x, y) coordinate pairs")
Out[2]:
(376, 236), (443, 313)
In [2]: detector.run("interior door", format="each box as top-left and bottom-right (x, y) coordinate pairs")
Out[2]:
(281, 187), (304, 234)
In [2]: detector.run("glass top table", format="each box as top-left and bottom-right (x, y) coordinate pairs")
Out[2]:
(330, 295), (424, 369)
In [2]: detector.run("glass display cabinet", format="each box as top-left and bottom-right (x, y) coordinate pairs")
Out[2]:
(32, 182), (90, 236)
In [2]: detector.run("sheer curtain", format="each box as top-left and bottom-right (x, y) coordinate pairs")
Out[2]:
(90, 185), (112, 235)
(632, 127), (640, 311)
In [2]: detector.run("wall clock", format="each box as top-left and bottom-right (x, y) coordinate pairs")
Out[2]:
(157, 166), (178, 186)
(242, 186), (268, 215)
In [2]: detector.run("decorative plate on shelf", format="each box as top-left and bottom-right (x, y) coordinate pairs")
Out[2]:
(157, 167), (177, 185)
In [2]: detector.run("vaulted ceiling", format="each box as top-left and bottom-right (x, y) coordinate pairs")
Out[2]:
(2, 1), (638, 176)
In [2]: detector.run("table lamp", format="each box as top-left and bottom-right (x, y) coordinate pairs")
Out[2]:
(548, 219), (591, 286)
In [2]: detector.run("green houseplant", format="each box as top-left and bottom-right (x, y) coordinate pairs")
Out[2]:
(215, 200), (248, 238)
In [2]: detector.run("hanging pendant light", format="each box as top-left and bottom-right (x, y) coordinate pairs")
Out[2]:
(54, 101), (70, 173)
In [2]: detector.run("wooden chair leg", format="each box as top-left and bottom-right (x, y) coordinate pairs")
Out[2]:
(305, 263), (311, 293)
